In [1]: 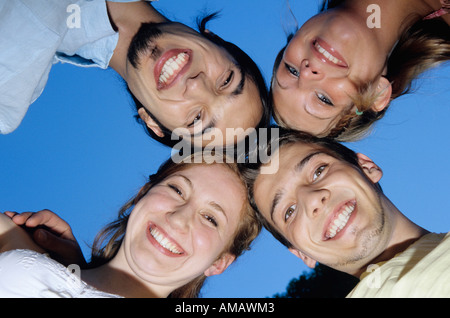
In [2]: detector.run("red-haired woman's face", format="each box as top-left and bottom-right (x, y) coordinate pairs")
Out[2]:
(119, 163), (246, 293)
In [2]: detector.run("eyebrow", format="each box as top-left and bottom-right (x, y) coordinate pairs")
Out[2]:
(231, 67), (246, 96)
(269, 151), (324, 222)
(208, 201), (228, 221)
(174, 174), (228, 221)
(174, 174), (193, 189)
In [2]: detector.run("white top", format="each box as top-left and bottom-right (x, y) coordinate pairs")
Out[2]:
(0, 249), (122, 298)
(347, 232), (450, 298)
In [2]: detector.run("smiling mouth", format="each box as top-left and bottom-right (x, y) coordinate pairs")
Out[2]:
(156, 50), (191, 90)
(148, 223), (185, 255)
(324, 201), (355, 240)
(313, 39), (348, 67)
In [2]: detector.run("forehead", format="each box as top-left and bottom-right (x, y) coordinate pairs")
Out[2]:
(255, 143), (320, 188)
(184, 164), (246, 226)
(176, 163), (245, 202)
(214, 79), (263, 136)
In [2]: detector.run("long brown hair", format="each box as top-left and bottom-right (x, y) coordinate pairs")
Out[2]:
(88, 153), (261, 298)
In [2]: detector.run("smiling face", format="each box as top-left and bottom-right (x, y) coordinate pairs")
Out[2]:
(121, 163), (246, 290)
(272, 9), (388, 136)
(253, 142), (392, 274)
(126, 22), (263, 146)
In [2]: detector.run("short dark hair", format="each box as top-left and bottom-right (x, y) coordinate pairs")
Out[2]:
(129, 12), (270, 147)
(240, 126), (382, 248)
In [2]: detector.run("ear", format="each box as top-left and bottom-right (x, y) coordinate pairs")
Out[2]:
(289, 248), (317, 269)
(370, 76), (392, 112)
(204, 253), (236, 277)
(137, 108), (165, 138)
(356, 153), (383, 183)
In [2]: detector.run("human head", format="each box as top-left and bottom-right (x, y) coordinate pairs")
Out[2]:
(242, 128), (391, 275)
(90, 153), (261, 298)
(126, 13), (270, 148)
(271, 0), (450, 141)
(270, 2), (392, 141)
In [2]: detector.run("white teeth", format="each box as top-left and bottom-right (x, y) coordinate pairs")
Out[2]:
(315, 42), (343, 65)
(158, 52), (188, 85)
(150, 227), (183, 254)
(326, 204), (355, 239)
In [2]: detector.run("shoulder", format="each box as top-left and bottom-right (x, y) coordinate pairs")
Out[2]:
(0, 213), (45, 253)
(0, 249), (69, 297)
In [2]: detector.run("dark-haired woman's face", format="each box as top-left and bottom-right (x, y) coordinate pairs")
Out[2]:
(272, 9), (386, 136)
(126, 22), (263, 146)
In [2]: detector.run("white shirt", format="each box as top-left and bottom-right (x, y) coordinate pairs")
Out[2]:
(0, 249), (122, 298)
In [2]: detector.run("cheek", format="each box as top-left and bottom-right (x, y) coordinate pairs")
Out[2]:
(191, 228), (225, 265)
(131, 192), (175, 222)
(285, 34), (307, 61)
(193, 226), (218, 251)
(154, 103), (194, 130)
(274, 87), (298, 113)
(140, 194), (169, 212)
(288, 220), (308, 248)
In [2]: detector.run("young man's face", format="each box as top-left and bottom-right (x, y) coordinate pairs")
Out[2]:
(253, 142), (391, 274)
(126, 22), (263, 146)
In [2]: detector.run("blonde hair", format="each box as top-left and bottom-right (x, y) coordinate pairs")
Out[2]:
(328, 81), (385, 141)
(271, 5), (450, 142)
(89, 153), (261, 298)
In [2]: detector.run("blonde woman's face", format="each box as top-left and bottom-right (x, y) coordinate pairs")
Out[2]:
(272, 9), (385, 136)
(122, 163), (246, 289)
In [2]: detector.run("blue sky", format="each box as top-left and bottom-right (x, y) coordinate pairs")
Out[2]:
(1, 0), (449, 298)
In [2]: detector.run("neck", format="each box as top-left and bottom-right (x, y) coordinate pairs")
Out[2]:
(81, 249), (174, 298)
(353, 196), (429, 277)
(106, 1), (168, 77)
(344, 0), (441, 57)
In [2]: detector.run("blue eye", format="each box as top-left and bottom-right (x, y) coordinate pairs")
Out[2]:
(285, 63), (299, 77)
(316, 93), (333, 106)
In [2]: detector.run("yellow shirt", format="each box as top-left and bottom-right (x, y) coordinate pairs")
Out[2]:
(347, 232), (450, 298)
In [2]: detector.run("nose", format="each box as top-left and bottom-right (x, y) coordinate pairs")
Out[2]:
(299, 59), (324, 81)
(185, 72), (213, 99)
(298, 187), (330, 218)
(166, 205), (193, 233)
